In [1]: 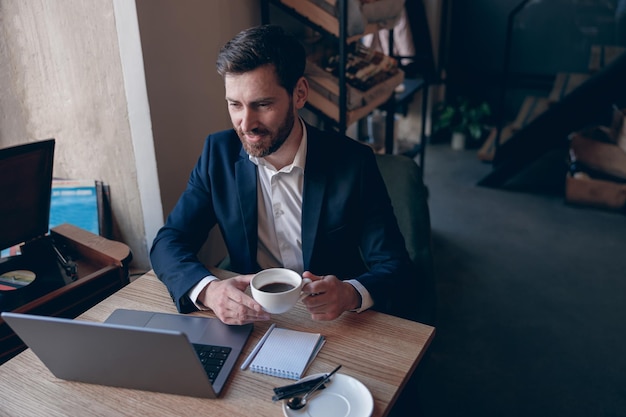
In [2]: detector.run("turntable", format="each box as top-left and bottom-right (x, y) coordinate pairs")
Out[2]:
(0, 139), (132, 364)
(0, 139), (68, 308)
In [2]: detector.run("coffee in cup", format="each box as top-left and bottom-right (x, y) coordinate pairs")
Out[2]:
(250, 268), (311, 314)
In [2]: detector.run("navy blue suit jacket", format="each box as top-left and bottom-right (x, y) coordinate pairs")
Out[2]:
(150, 124), (415, 315)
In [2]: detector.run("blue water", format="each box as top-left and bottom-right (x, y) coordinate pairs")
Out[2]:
(49, 187), (99, 234)
(1, 185), (99, 258)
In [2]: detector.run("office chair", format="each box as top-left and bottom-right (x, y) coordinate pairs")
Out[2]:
(375, 153), (436, 326)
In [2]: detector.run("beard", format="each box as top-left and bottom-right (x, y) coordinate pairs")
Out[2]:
(236, 106), (295, 158)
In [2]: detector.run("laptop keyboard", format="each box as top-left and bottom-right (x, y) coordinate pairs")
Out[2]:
(192, 343), (232, 384)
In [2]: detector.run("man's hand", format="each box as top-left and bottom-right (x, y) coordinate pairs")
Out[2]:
(198, 275), (270, 325)
(301, 271), (361, 321)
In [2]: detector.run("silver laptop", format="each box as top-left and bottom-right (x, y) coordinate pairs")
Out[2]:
(1, 309), (253, 398)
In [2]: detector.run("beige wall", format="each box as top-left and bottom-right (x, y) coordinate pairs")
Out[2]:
(135, 0), (260, 266)
(135, 0), (260, 217)
(0, 0), (151, 269)
(0, 0), (259, 270)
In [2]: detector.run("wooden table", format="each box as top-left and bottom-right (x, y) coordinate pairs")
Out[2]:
(0, 270), (435, 417)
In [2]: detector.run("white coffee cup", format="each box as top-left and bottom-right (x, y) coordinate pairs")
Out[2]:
(250, 268), (311, 314)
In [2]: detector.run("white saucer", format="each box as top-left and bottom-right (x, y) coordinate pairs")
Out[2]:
(282, 373), (373, 417)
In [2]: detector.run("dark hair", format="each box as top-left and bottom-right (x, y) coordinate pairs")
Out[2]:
(216, 24), (306, 94)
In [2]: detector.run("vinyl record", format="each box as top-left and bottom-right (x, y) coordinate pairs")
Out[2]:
(0, 269), (37, 291)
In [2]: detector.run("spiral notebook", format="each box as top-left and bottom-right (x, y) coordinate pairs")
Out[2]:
(249, 327), (325, 380)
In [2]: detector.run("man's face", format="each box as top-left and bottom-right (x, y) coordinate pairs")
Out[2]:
(224, 65), (295, 158)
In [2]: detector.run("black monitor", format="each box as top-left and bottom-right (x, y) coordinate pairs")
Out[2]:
(0, 139), (55, 252)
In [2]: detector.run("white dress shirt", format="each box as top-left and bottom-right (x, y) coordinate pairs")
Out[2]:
(190, 119), (372, 312)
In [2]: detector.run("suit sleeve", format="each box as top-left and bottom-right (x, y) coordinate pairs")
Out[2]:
(150, 137), (217, 313)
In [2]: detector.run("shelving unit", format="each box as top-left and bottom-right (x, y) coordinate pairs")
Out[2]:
(261, 0), (436, 177)
(261, 1), (405, 146)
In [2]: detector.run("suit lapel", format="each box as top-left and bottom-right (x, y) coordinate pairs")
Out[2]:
(236, 148), (258, 270)
(301, 126), (328, 271)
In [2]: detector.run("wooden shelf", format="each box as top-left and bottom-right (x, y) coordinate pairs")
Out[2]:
(306, 60), (403, 125)
(308, 86), (395, 127)
(278, 0), (380, 43)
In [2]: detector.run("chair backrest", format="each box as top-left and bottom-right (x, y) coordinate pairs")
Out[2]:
(375, 154), (436, 325)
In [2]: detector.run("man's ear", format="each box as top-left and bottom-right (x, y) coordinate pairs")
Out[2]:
(294, 77), (309, 109)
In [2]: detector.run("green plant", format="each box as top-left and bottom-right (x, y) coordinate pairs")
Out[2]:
(432, 97), (491, 140)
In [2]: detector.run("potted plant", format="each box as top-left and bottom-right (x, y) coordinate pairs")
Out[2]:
(432, 97), (491, 150)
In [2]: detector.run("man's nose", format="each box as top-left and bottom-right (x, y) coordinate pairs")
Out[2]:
(239, 107), (258, 133)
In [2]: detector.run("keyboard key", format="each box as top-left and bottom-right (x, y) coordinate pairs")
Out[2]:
(193, 344), (232, 383)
